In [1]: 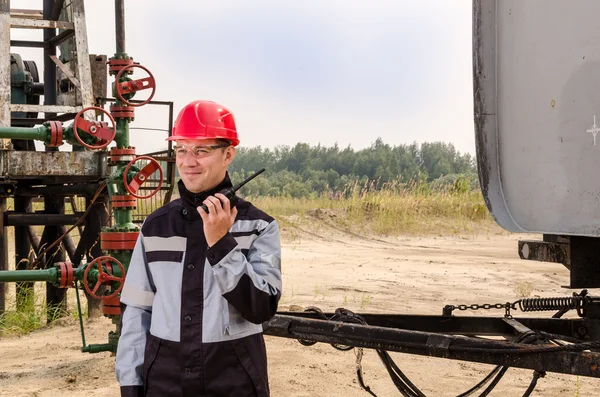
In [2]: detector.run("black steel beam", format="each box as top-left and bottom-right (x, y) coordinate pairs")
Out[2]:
(281, 312), (595, 340)
(57, 225), (76, 262)
(48, 29), (74, 47)
(73, 198), (107, 317)
(570, 236), (600, 288)
(503, 317), (534, 337)
(518, 239), (570, 267)
(264, 315), (600, 378)
(15, 184), (99, 197)
(15, 198), (34, 311)
(42, 193), (66, 321)
(50, 0), (65, 21)
(10, 40), (47, 48)
(43, 0), (57, 122)
(27, 226), (40, 254)
(5, 212), (83, 226)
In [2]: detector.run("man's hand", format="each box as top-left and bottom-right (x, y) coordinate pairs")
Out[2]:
(198, 193), (238, 247)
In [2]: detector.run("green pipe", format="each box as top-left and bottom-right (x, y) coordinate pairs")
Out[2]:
(0, 268), (57, 283)
(111, 251), (133, 273)
(82, 343), (116, 353)
(0, 126), (48, 141)
(113, 208), (137, 230)
(74, 280), (87, 349)
(115, 118), (129, 148)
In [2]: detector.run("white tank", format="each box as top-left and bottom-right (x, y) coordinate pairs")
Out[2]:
(474, 0), (600, 237)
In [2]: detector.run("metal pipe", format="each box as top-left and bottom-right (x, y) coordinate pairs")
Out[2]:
(264, 314), (600, 378)
(0, 126), (48, 141)
(115, 0), (126, 55)
(164, 101), (175, 204)
(0, 268), (58, 283)
(82, 343), (116, 353)
(113, 208), (134, 228)
(74, 280), (87, 348)
(5, 213), (82, 226)
(115, 118), (129, 148)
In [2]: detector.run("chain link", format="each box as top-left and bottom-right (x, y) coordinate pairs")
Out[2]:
(444, 302), (518, 318)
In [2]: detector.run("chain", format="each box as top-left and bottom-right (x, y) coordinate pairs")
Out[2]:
(443, 301), (518, 318)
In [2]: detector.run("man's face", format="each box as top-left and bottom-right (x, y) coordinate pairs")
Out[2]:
(175, 139), (236, 193)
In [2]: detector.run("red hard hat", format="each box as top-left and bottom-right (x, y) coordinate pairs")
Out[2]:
(166, 100), (240, 146)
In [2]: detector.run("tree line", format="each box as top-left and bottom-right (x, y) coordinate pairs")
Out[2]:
(225, 138), (479, 198)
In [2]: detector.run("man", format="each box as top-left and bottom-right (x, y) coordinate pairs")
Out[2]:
(115, 100), (282, 397)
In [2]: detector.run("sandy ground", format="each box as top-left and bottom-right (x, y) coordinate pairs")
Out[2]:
(1, 221), (600, 397)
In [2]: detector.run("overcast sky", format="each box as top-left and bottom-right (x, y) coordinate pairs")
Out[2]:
(11, 0), (475, 155)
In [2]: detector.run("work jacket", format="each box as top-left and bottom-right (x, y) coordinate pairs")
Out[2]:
(115, 174), (282, 397)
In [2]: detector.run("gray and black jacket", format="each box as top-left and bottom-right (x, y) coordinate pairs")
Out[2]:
(115, 174), (282, 397)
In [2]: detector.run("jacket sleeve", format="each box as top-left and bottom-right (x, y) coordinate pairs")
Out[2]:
(206, 219), (282, 324)
(115, 232), (155, 393)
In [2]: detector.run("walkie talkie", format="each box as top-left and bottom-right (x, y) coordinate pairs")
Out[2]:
(199, 168), (266, 213)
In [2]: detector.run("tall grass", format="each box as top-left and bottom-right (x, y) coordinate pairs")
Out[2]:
(247, 177), (495, 236)
(0, 286), (66, 337)
(0, 283), (88, 337)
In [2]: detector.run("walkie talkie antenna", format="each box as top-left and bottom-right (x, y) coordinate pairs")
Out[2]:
(198, 168), (266, 214)
(231, 168), (265, 192)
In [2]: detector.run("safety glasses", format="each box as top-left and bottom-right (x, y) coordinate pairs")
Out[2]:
(173, 143), (230, 159)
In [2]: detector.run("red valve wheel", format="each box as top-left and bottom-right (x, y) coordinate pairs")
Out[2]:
(83, 256), (126, 300)
(115, 64), (156, 107)
(123, 155), (164, 199)
(73, 106), (117, 150)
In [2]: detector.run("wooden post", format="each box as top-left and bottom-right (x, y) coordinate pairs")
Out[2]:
(0, 0), (10, 314)
(72, 0), (94, 109)
(0, 0), (12, 146)
(0, 197), (7, 315)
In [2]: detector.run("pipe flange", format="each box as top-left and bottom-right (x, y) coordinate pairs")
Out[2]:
(109, 147), (136, 163)
(100, 231), (140, 251)
(102, 295), (121, 315)
(47, 121), (63, 147)
(110, 104), (135, 120)
(108, 58), (134, 76)
(110, 195), (137, 208)
(57, 261), (74, 288)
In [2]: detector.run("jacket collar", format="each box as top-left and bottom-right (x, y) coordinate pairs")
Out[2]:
(178, 173), (233, 219)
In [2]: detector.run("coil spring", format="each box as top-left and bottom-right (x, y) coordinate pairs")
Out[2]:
(518, 296), (585, 312)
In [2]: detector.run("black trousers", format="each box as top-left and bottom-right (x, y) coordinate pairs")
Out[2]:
(143, 333), (270, 397)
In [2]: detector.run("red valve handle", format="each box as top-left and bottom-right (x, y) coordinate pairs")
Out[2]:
(83, 256), (125, 300)
(123, 155), (164, 199)
(115, 64), (156, 107)
(72, 106), (117, 150)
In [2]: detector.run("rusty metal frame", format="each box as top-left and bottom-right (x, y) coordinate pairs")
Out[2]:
(49, 55), (82, 91)
(264, 311), (600, 378)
